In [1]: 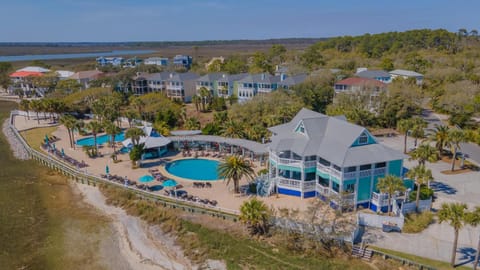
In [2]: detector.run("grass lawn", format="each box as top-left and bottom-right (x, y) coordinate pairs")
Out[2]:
(20, 126), (58, 151)
(371, 246), (471, 270)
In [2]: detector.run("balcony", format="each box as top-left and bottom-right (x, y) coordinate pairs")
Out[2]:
(373, 167), (386, 175)
(359, 169), (372, 178)
(316, 184), (330, 196)
(317, 163), (331, 173)
(343, 171), (357, 179)
(270, 152), (303, 168)
(304, 160), (317, 168)
(276, 177), (316, 192)
(371, 192), (389, 207)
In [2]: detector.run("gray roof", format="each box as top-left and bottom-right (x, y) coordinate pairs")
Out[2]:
(166, 72), (199, 82)
(356, 70), (391, 79)
(217, 73), (248, 82)
(268, 108), (406, 167)
(237, 73), (281, 84)
(389, 69), (423, 77)
(196, 73), (224, 82)
(278, 74), (308, 87)
(167, 135), (268, 154)
(145, 71), (171, 81)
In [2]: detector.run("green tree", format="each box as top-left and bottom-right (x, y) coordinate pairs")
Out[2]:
(249, 52), (273, 74)
(29, 99), (44, 124)
(18, 99), (31, 120)
(129, 144), (144, 166)
(184, 117), (201, 130)
(409, 143), (438, 166)
(105, 121), (121, 153)
(221, 55), (248, 74)
(153, 120), (170, 136)
(466, 206), (480, 270)
(301, 43), (324, 71)
(125, 127), (144, 146)
(124, 110), (138, 128)
(191, 95), (201, 112)
(406, 165), (433, 212)
(396, 118), (414, 154)
(60, 114), (77, 148)
(86, 121), (103, 156)
(447, 129), (466, 171)
(380, 57), (394, 71)
(410, 117), (427, 147)
(220, 118), (244, 138)
(218, 155), (256, 193)
(198, 86), (212, 112)
(129, 96), (145, 120)
(239, 198), (271, 235)
(430, 125), (450, 155)
(376, 175), (406, 215)
(438, 202), (469, 267)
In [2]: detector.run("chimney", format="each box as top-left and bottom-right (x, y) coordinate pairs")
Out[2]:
(280, 73), (286, 81)
(261, 73), (265, 80)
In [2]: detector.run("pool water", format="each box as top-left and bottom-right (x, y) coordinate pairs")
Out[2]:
(76, 132), (125, 146)
(165, 158), (220, 181)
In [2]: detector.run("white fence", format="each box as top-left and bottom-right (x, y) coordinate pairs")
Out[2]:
(358, 212), (405, 229)
(400, 198), (432, 214)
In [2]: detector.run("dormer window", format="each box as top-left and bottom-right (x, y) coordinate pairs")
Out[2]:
(358, 132), (368, 145)
(295, 121), (306, 135)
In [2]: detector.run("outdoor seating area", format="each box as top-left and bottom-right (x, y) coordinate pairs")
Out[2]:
(148, 168), (167, 181)
(42, 143), (88, 168)
(193, 182), (212, 188)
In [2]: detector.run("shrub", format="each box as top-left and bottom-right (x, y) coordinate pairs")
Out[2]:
(402, 211), (434, 233)
(409, 186), (434, 201)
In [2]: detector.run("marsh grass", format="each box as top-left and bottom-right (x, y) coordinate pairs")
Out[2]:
(99, 184), (371, 270)
(402, 211), (435, 233)
(0, 101), (110, 270)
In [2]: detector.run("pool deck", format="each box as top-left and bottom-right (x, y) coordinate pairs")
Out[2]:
(15, 116), (314, 214)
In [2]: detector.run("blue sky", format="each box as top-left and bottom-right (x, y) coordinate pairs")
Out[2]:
(1, 0), (478, 42)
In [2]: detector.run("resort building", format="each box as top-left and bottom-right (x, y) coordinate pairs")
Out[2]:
(195, 73), (247, 98)
(173, 55), (193, 70)
(69, 70), (104, 89)
(236, 73), (281, 102)
(389, 69), (424, 85)
(165, 72), (200, 102)
(144, 57), (169, 67)
(333, 77), (387, 94)
(122, 126), (171, 159)
(356, 69), (392, 84)
(278, 74), (307, 90)
(96, 57), (124, 67)
(9, 66), (51, 96)
(267, 108), (408, 211)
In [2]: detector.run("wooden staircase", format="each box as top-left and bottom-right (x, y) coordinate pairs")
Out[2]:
(352, 245), (373, 261)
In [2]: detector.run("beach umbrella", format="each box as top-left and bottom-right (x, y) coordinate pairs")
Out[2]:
(52, 143), (56, 151)
(162, 179), (177, 188)
(61, 148), (65, 157)
(105, 165), (110, 175)
(139, 175), (154, 183)
(45, 134), (49, 144)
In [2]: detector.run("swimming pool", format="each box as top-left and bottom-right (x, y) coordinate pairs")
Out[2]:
(165, 158), (220, 181)
(76, 132), (125, 147)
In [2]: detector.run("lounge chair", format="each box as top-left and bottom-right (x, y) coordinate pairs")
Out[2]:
(206, 182), (212, 188)
(209, 200), (218, 206)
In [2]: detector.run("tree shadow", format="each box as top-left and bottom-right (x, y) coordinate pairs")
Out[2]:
(430, 181), (457, 195)
(455, 247), (477, 267)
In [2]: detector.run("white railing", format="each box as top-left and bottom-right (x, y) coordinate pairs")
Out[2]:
(317, 163), (331, 173)
(277, 177), (302, 189)
(316, 184), (330, 196)
(304, 160), (317, 168)
(303, 181), (317, 191)
(330, 169), (341, 178)
(372, 192), (389, 206)
(343, 171), (357, 179)
(373, 167), (386, 175)
(359, 169), (372, 178)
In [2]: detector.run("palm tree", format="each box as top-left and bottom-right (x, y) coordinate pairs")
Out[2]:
(129, 96), (145, 120)
(220, 118), (244, 138)
(192, 95), (201, 112)
(430, 124), (450, 156)
(60, 114), (77, 148)
(239, 198), (270, 235)
(86, 121), (103, 156)
(153, 120), (170, 136)
(124, 110), (138, 128)
(29, 99), (43, 124)
(199, 86), (212, 112)
(409, 143), (438, 165)
(184, 117), (201, 130)
(467, 206), (480, 270)
(448, 129), (466, 171)
(125, 127), (144, 146)
(19, 99), (30, 120)
(411, 117), (427, 147)
(218, 155), (256, 193)
(397, 118), (413, 154)
(105, 121), (121, 153)
(406, 165), (433, 212)
(376, 175), (406, 215)
(438, 202), (469, 267)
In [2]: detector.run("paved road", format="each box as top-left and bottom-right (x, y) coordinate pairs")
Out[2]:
(421, 109), (480, 165)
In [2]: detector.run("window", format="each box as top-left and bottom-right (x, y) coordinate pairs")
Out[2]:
(358, 132), (368, 145)
(345, 166), (357, 172)
(375, 162), (386, 168)
(333, 164), (341, 171)
(360, 164), (371, 171)
(345, 183), (355, 193)
(318, 157), (330, 166)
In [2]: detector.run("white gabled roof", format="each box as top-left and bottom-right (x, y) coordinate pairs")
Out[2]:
(389, 69), (423, 77)
(17, 66), (50, 73)
(56, 70), (75, 78)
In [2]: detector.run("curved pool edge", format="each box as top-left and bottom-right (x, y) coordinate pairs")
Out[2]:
(164, 157), (221, 181)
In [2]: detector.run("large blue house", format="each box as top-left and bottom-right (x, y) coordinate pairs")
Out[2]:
(267, 108), (409, 211)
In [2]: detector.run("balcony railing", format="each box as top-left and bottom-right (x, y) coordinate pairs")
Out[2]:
(303, 181), (317, 191)
(373, 167), (386, 175)
(304, 160), (317, 168)
(343, 171), (357, 179)
(277, 177), (301, 189)
(317, 163), (331, 173)
(371, 192), (389, 206)
(330, 169), (341, 178)
(316, 184), (329, 196)
(359, 169), (372, 178)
